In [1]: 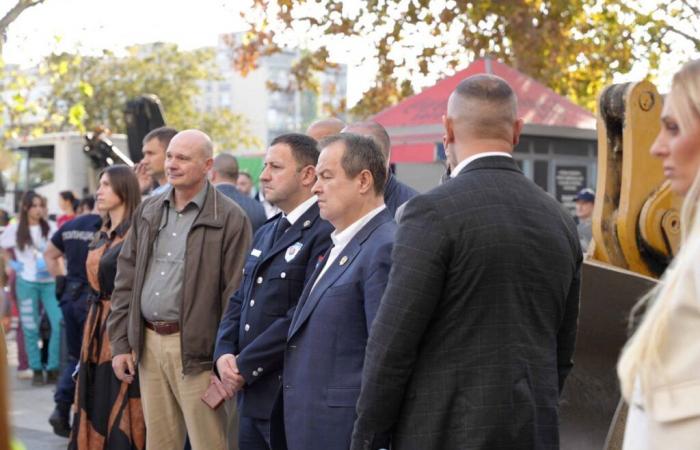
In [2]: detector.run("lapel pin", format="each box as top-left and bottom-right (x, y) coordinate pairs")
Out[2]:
(339, 255), (348, 266)
(303, 220), (311, 228)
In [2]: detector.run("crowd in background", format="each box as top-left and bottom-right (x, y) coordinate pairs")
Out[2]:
(0, 59), (698, 450)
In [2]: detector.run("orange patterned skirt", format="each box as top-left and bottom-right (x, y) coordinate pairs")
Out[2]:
(69, 299), (145, 450)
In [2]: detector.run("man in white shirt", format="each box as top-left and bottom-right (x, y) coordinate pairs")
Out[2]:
(269, 133), (397, 450)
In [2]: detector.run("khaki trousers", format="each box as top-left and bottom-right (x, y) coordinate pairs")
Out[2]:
(140, 328), (227, 450)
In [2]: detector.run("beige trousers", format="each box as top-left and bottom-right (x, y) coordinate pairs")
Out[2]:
(140, 328), (227, 450)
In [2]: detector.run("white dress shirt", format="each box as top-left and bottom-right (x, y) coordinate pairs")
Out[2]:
(451, 152), (513, 178)
(284, 195), (318, 226)
(311, 205), (387, 292)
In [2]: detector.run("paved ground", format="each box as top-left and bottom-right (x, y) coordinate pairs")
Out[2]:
(6, 325), (68, 450)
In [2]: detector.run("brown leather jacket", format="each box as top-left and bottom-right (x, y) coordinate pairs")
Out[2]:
(108, 183), (251, 374)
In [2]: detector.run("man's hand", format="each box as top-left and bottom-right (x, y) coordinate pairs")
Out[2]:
(210, 373), (236, 400)
(216, 353), (245, 394)
(134, 162), (153, 195)
(112, 353), (136, 384)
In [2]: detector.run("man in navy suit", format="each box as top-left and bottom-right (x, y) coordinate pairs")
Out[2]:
(214, 133), (333, 450)
(210, 152), (267, 233)
(270, 133), (397, 450)
(342, 121), (418, 217)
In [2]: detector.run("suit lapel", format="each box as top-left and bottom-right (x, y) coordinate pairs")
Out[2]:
(288, 209), (393, 339)
(288, 245), (331, 330)
(289, 241), (361, 338)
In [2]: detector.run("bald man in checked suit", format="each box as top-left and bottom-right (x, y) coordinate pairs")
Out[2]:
(351, 75), (582, 450)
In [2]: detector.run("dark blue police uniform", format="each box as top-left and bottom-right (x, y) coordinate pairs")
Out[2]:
(214, 201), (332, 450)
(51, 214), (101, 408)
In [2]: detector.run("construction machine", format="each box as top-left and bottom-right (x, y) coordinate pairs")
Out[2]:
(559, 80), (682, 449)
(0, 95), (165, 215)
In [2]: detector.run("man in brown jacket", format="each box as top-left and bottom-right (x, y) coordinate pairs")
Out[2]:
(108, 129), (252, 450)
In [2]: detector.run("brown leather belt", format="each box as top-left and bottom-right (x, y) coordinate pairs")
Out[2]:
(144, 320), (180, 335)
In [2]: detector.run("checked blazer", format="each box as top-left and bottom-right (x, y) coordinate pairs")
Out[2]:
(350, 156), (582, 450)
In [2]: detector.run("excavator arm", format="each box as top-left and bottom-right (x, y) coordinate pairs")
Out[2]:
(559, 80), (681, 450)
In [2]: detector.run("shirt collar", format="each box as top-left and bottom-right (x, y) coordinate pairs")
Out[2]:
(284, 195), (317, 226)
(164, 181), (209, 212)
(330, 205), (386, 248)
(451, 152), (513, 178)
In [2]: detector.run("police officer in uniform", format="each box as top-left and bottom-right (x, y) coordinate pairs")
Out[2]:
(214, 133), (333, 450)
(44, 207), (102, 436)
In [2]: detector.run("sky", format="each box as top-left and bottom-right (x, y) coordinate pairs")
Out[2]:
(2, 0), (246, 61)
(1, 0), (694, 105)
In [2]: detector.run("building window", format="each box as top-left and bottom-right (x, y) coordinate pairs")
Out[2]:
(514, 136), (531, 153)
(533, 136), (550, 154)
(534, 160), (549, 191)
(552, 138), (590, 157)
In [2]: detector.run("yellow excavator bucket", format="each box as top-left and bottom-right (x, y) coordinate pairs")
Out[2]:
(558, 80), (682, 449)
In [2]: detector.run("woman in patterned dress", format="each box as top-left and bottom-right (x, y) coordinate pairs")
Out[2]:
(70, 165), (145, 449)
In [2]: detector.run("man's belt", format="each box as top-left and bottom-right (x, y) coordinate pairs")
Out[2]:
(144, 320), (180, 335)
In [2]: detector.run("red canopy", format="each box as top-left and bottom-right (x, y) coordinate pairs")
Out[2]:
(374, 58), (596, 129)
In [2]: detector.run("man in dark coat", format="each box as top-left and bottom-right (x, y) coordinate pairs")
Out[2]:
(214, 133), (333, 449)
(350, 75), (582, 450)
(211, 152), (267, 233)
(342, 121), (417, 217)
(270, 134), (396, 450)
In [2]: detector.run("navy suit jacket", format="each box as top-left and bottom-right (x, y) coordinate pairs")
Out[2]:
(216, 183), (267, 233)
(383, 173), (418, 218)
(213, 202), (333, 419)
(270, 208), (396, 450)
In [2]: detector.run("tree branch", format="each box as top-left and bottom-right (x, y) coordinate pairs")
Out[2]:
(666, 25), (700, 49)
(0, 0), (46, 38)
(679, 0), (700, 17)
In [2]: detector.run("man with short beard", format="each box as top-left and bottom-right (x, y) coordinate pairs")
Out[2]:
(214, 133), (332, 450)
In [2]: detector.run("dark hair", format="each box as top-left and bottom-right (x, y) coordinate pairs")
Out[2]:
(97, 165), (142, 232)
(17, 191), (50, 251)
(270, 133), (320, 169)
(143, 126), (179, 150)
(79, 196), (95, 213)
(319, 133), (387, 195)
(455, 74), (516, 103)
(59, 190), (78, 212)
(213, 153), (239, 181)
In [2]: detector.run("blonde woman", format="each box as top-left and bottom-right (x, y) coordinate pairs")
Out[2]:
(617, 59), (700, 449)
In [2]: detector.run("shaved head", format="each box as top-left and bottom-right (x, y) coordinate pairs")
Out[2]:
(342, 121), (392, 163)
(447, 75), (518, 141)
(165, 129), (214, 193)
(306, 118), (346, 141)
(212, 153), (239, 182)
(171, 129), (214, 160)
(443, 74), (522, 168)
